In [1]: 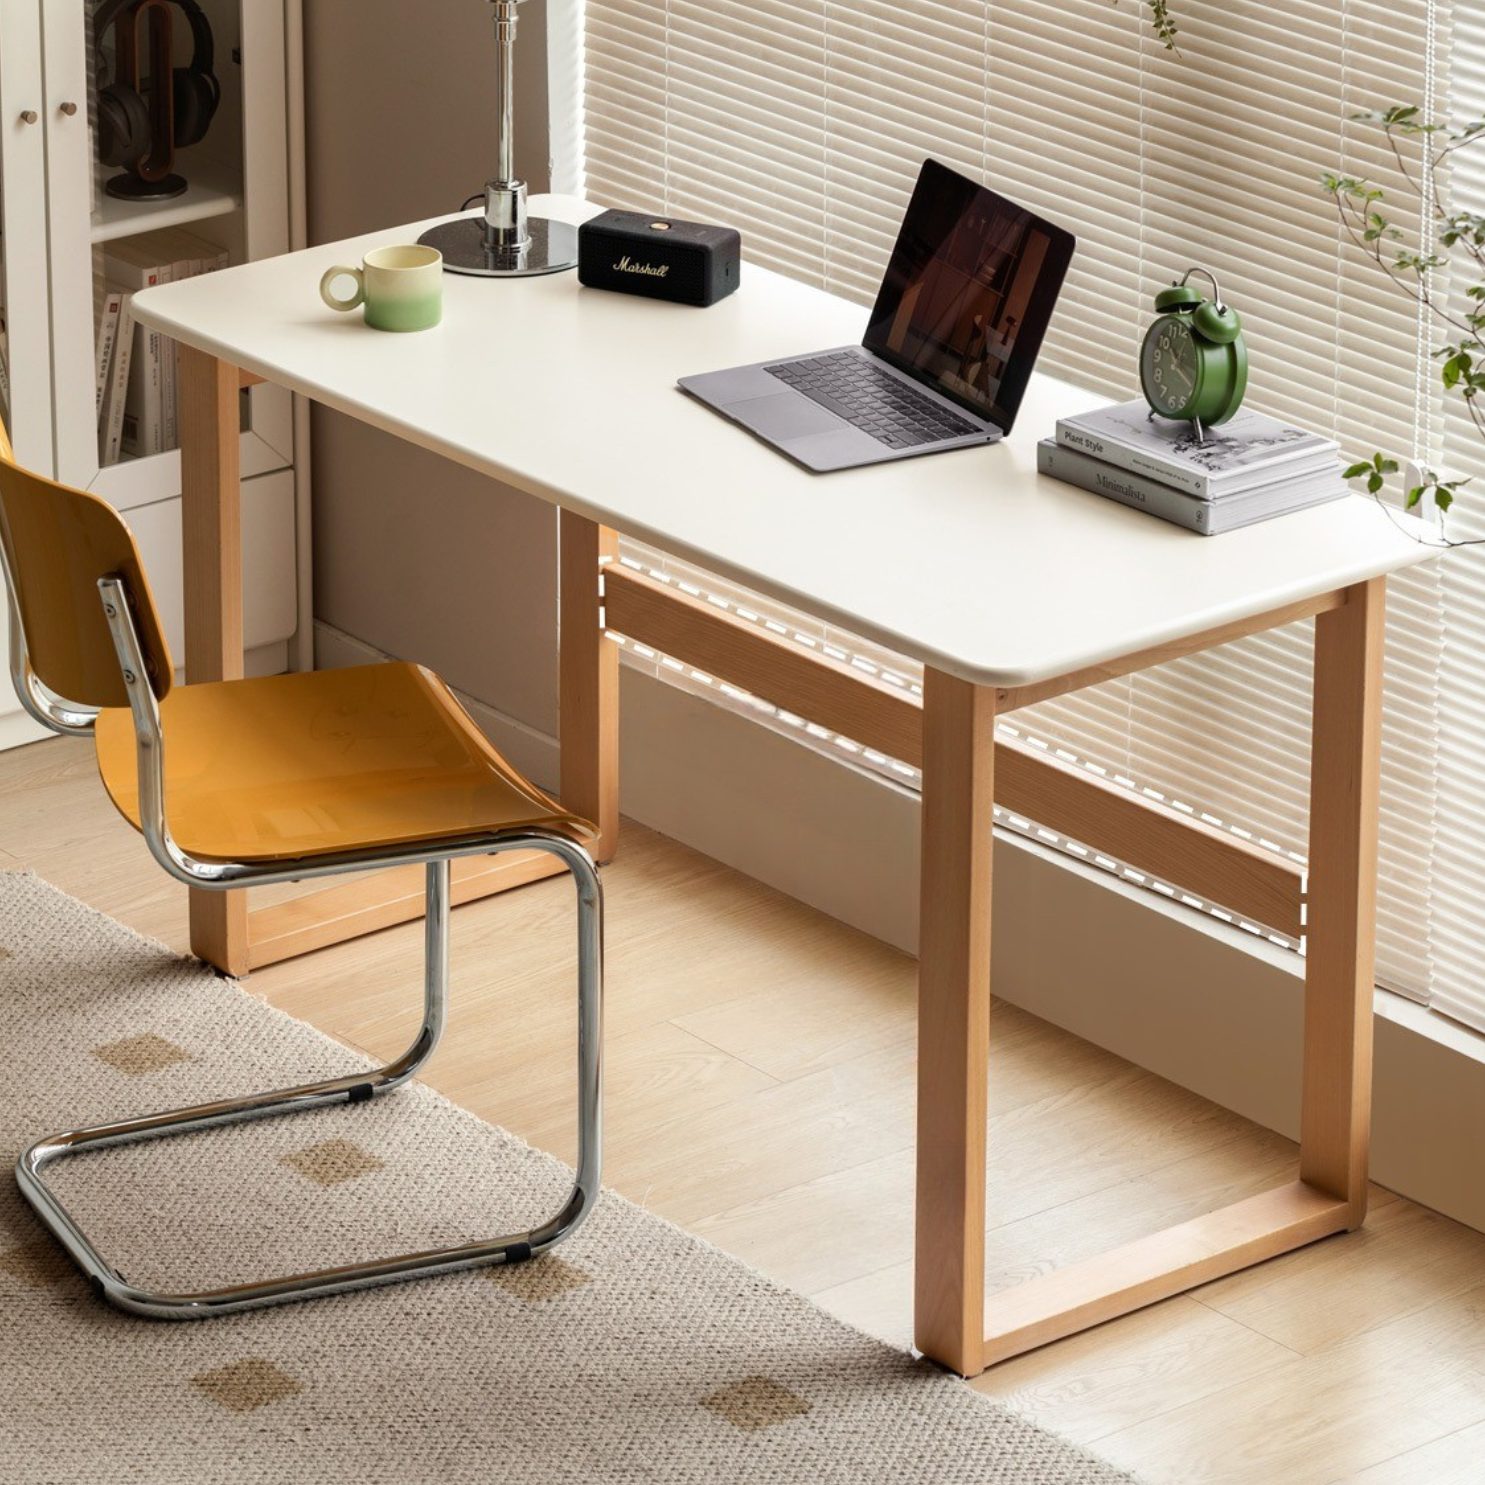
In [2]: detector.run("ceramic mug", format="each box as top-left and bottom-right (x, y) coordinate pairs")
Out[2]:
(319, 244), (443, 331)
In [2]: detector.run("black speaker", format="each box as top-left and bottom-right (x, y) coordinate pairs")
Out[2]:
(578, 210), (741, 307)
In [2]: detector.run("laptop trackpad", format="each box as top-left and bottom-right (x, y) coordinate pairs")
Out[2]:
(730, 392), (843, 440)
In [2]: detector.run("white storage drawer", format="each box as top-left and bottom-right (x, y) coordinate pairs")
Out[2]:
(126, 470), (297, 661)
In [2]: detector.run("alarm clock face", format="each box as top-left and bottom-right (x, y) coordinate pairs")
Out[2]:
(1140, 317), (1200, 418)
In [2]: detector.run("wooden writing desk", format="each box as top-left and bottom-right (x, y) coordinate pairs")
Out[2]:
(133, 197), (1436, 1376)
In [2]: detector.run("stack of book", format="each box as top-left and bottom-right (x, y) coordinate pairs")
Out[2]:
(1037, 399), (1349, 535)
(97, 226), (230, 467)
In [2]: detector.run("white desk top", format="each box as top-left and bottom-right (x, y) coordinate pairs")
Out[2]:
(133, 197), (1438, 687)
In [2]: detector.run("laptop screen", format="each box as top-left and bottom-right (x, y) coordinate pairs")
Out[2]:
(862, 159), (1076, 433)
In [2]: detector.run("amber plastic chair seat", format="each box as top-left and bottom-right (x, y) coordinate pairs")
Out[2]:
(95, 661), (593, 863)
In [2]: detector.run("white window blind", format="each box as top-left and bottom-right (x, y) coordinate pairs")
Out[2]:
(1431, 0), (1485, 1032)
(547, 0), (585, 197)
(567, 0), (1485, 1027)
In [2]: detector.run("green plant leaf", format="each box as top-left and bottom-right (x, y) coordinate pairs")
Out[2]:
(1443, 353), (1471, 389)
(1112, 0), (1179, 52)
(1346, 453), (1399, 499)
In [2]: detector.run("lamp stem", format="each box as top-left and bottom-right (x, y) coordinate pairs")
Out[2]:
(418, 0), (578, 274)
(484, 0), (528, 250)
(493, 0), (517, 184)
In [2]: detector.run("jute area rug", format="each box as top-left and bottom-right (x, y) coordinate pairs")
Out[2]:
(0, 872), (1135, 1485)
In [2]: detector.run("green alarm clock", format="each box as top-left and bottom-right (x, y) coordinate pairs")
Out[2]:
(1139, 266), (1247, 440)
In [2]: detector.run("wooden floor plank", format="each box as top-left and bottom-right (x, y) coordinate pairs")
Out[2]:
(972, 1295), (1298, 1448)
(1090, 1280), (1485, 1483)
(1191, 1194), (1485, 1356)
(1347, 1420), (1485, 1485)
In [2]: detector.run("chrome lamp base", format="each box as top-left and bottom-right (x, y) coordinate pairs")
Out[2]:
(419, 213), (578, 279)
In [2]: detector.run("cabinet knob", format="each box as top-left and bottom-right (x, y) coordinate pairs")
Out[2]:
(19, 110), (37, 125)
(59, 102), (78, 117)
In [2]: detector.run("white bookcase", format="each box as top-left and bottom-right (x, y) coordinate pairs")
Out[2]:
(0, 0), (306, 750)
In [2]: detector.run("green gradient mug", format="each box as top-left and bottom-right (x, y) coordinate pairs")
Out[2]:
(319, 244), (443, 331)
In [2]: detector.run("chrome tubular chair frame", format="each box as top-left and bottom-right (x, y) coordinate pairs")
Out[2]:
(12, 577), (604, 1319)
(2, 540), (99, 737)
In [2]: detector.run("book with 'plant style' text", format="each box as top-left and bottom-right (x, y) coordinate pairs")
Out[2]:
(1055, 399), (1339, 497)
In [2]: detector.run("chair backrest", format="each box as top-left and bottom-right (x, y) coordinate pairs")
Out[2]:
(0, 419), (174, 710)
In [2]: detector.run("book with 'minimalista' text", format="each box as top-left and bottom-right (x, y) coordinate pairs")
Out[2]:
(1036, 438), (1348, 535)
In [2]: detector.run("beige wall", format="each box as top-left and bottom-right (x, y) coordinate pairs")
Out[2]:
(301, 0), (557, 734)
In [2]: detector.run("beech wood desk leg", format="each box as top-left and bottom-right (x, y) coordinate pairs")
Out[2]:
(559, 511), (619, 861)
(1300, 578), (1385, 1225)
(178, 346), (250, 976)
(915, 667), (995, 1376)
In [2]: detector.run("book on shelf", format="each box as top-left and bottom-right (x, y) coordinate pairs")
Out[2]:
(1055, 399), (1339, 497)
(101, 228), (229, 459)
(152, 225), (230, 278)
(95, 287), (125, 419)
(99, 290), (136, 467)
(156, 259), (178, 452)
(102, 241), (165, 459)
(1036, 438), (1349, 535)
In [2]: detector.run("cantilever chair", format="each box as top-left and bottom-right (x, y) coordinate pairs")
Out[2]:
(0, 418), (603, 1319)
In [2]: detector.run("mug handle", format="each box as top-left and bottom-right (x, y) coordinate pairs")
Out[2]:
(320, 265), (365, 312)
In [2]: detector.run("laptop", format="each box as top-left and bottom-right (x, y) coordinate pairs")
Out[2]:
(678, 158), (1076, 473)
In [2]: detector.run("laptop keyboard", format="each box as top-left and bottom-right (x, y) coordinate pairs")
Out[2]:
(763, 352), (981, 448)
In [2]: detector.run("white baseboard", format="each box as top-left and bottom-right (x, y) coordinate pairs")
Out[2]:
(0, 710), (49, 752)
(314, 620), (1485, 1235)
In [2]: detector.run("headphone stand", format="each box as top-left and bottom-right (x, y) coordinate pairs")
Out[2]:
(104, 0), (186, 201)
(417, 0), (578, 278)
(106, 171), (187, 202)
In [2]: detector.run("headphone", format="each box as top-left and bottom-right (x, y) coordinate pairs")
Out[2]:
(94, 0), (220, 170)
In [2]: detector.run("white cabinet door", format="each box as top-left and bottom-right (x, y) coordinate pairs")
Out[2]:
(43, 0), (104, 489)
(0, 0), (52, 745)
(0, 0), (55, 473)
(0, 0), (303, 750)
(79, 0), (296, 506)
